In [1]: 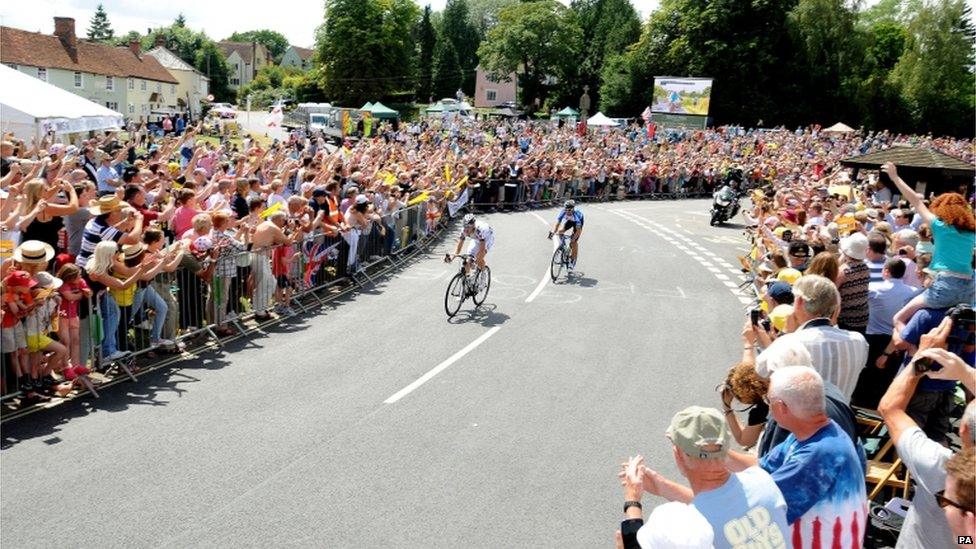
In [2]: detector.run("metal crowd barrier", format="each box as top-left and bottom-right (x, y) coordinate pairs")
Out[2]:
(0, 202), (444, 411)
(465, 177), (712, 210)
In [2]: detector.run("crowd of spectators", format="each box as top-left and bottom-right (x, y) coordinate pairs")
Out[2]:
(612, 147), (974, 546)
(1, 114), (974, 546)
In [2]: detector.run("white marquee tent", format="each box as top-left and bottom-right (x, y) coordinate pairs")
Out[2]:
(0, 64), (123, 141)
(586, 111), (618, 127)
(823, 122), (855, 133)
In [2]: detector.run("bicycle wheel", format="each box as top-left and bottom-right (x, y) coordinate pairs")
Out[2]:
(550, 247), (564, 282)
(473, 266), (491, 306)
(445, 273), (466, 317)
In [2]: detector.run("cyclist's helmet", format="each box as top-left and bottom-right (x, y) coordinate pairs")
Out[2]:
(564, 200), (576, 210)
(463, 213), (477, 226)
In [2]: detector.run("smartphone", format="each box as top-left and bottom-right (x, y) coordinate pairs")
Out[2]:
(750, 309), (761, 326)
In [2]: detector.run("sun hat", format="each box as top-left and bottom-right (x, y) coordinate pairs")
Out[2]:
(840, 232), (868, 261)
(355, 194), (369, 205)
(33, 271), (63, 290)
(121, 243), (147, 261)
(3, 270), (37, 289)
(776, 267), (802, 285)
(769, 304), (795, 332)
(89, 195), (125, 215)
(666, 406), (730, 460)
(12, 240), (55, 264)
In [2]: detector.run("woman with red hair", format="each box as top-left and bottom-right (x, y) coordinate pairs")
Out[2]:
(882, 162), (974, 331)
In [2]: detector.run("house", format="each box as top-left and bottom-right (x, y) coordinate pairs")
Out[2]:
(0, 17), (179, 123)
(473, 66), (517, 109)
(146, 39), (209, 118)
(280, 46), (314, 72)
(218, 41), (272, 91)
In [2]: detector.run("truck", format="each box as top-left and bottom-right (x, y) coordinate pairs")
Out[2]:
(283, 103), (362, 143)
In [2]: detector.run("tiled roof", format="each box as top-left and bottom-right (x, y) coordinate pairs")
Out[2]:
(292, 46), (315, 60)
(0, 26), (178, 83)
(218, 41), (267, 65)
(841, 145), (974, 175)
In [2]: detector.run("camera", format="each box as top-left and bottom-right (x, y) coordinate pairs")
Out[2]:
(750, 309), (761, 326)
(913, 356), (942, 375)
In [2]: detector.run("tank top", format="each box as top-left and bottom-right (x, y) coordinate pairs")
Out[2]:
(21, 215), (63, 249)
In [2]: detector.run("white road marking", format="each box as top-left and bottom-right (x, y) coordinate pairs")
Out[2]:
(384, 327), (501, 404)
(526, 211), (559, 303)
(683, 211), (710, 216)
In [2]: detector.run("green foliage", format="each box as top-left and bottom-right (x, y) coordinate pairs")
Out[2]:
(417, 5), (438, 102)
(194, 41), (233, 102)
(432, 39), (463, 100)
(174, 13), (187, 27)
(316, 0), (420, 106)
(561, 0), (641, 112)
(86, 4), (114, 43)
(441, 0), (481, 95)
(889, 0), (975, 136)
(225, 30), (290, 64)
(477, 0), (583, 112)
(467, 0), (519, 37)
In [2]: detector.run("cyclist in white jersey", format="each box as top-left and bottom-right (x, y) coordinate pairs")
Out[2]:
(446, 214), (493, 275)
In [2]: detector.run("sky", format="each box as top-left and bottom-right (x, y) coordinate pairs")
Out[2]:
(0, 0), (663, 48)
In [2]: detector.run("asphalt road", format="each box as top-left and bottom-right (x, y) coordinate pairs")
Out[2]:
(0, 199), (754, 548)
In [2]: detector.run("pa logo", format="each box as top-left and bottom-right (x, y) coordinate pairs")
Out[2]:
(957, 535), (974, 545)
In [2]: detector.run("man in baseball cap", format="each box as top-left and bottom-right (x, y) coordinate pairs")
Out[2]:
(621, 406), (789, 549)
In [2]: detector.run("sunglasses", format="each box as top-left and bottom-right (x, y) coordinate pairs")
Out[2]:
(935, 490), (973, 513)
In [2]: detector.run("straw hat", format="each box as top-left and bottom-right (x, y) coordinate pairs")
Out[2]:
(12, 240), (55, 264)
(121, 243), (146, 261)
(89, 195), (125, 215)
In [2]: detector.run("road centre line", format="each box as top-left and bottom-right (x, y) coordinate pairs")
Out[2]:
(526, 212), (557, 303)
(384, 327), (502, 404)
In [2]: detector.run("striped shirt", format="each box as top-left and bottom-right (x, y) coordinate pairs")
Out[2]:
(865, 257), (886, 284)
(756, 319), (869, 402)
(838, 261), (870, 331)
(75, 217), (122, 270)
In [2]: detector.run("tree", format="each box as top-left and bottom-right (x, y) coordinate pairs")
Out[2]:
(432, 40), (463, 100)
(86, 4), (115, 43)
(226, 30), (290, 64)
(174, 13), (187, 28)
(561, 0), (641, 112)
(889, 0), (975, 136)
(194, 40), (233, 102)
(441, 0), (481, 96)
(787, 0), (863, 124)
(478, 0), (583, 111)
(316, 0), (420, 105)
(468, 0), (519, 37)
(417, 5), (438, 102)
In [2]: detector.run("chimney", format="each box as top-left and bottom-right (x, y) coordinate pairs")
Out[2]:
(53, 17), (78, 61)
(154, 35), (166, 49)
(129, 39), (141, 57)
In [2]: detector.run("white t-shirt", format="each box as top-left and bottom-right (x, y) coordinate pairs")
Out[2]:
(638, 502), (715, 549)
(895, 427), (955, 549)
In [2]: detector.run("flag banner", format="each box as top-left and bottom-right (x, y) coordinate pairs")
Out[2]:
(447, 188), (469, 218)
(302, 239), (341, 286)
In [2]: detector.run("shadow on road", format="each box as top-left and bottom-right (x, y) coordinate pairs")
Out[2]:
(447, 303), (510, 327)
(559, 272), (597, 287)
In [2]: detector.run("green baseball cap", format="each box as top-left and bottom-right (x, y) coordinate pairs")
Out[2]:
(666, 406), (730, 460)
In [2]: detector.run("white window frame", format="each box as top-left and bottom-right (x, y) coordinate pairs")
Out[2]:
(106, 76), (114, 91)
(105, 101), (118, 111)
(140, 79), (147, 91)
(37, 67), (47, 82)
(74, 71), (83, 88)
(485, 89), (497, 102)
(170, 83), (176, 94)
(156, 82), (161, 92)
(128, 77), (134, 90)
(128, 103), (135, 114)
(141, 104), (148, 114)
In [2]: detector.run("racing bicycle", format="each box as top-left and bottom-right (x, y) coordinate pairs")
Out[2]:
(550, 233), (573, 282)
(444, 253), (491, 317)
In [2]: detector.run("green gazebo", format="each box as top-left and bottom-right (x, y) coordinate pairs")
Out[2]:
(369, 102), (399, 119)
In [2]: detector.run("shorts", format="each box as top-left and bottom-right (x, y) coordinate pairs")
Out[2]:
(470, 233), (494, 257)
(561, 221), (579, 235)
(922, 272), (975, 309)
(26, 332), (54, 353)
(2, 322), (27, 352)
(276, 275), (293, 290)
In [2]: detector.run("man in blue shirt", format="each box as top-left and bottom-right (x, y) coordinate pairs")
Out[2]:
(890, 306), (974, 443)
(548, 200), (584, 270)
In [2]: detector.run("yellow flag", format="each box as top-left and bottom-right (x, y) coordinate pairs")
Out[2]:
(384, 172), (397, 186)
(407, 191), (429, 206)
(260, 201), (284, 219)
(444, 164), (452, 184)
(452, 175), (468, 190)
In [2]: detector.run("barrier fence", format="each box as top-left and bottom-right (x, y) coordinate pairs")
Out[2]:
(2, 183), (719, 417)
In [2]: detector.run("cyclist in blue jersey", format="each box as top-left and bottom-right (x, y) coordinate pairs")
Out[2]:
(548, 200), (584, 270)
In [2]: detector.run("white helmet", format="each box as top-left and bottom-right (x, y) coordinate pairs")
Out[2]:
(463, 213), (476, 226)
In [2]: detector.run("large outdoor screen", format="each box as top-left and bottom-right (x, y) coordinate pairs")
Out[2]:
(652, 77), (713, 116)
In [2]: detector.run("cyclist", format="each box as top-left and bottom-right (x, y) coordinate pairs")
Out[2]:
(446, 214), (493, 285)
(548, 200), (584, 269)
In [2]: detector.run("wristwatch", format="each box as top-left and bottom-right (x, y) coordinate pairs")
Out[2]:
(624, 500), (642, 513)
